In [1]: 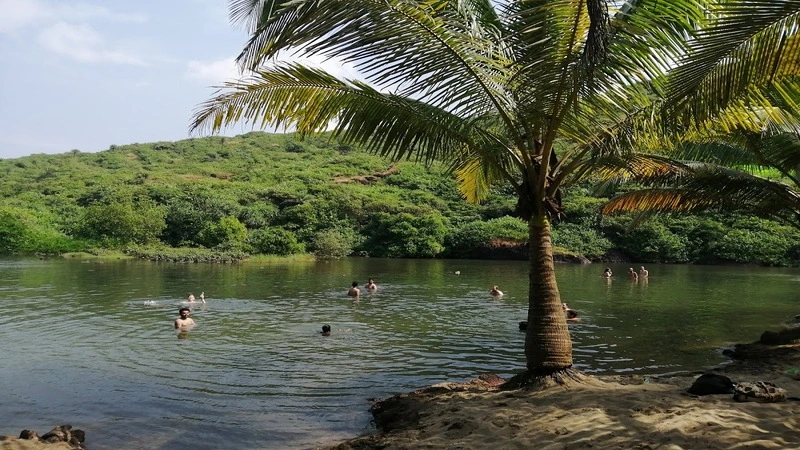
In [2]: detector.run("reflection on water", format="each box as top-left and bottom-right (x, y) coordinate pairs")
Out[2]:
(1, 257), (799, 449)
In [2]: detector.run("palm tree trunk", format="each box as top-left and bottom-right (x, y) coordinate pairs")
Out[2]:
(524, 213), (573, 373)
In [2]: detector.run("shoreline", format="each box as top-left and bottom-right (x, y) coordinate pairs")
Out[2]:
(320, 339), (800, 449)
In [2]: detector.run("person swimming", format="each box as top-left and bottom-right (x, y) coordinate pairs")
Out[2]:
(490, 286), (504, 296)
(174, 307), (195, 330)
(366, 278), (377, 291)
(347, 281), (360, 297)
(602, 268), (613, 278)
(320, 324), (331, 336)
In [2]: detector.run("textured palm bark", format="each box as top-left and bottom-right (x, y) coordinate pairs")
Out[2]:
(524, 214), (573, 373)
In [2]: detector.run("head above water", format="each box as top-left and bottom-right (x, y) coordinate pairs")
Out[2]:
(179, 307), (190, 316)
(322, 324), (331, 333)
(352, 281), (359, 287)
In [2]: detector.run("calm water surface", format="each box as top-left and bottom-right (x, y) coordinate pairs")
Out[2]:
(1, 257), (799, 449)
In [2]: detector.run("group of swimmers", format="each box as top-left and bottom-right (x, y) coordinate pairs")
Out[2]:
(347, 278), (377, 297)
(603, 266), (649, 281)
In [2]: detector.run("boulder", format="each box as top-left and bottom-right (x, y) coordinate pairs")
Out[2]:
(687, 373), (734, 396)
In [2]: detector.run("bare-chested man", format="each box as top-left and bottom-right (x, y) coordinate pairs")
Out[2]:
(174, 307), (195, 329)
(347, 281), (361, 298)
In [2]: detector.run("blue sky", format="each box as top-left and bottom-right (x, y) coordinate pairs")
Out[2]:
(0, 0), (356, 159)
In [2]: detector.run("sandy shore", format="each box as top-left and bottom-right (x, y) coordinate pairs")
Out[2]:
(322, 341), (800, 449)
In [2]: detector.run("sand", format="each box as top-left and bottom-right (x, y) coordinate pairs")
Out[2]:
(322, 342), (800, 450)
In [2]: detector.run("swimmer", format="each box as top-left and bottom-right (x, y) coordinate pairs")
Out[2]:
(490, 286), (504, 297)
(320, 324), (331, 336)
(602, 268), (612, 278)
(628, 267), (638, 281)
(366, 278), (377, 291)
(174, 307), (195, 329)
(187, 293), (195, 303)
(562, 303), (579, 321)
(347, 281), (360, 298)
(199, 292), (206, 303)
(639, 266), (649, 278)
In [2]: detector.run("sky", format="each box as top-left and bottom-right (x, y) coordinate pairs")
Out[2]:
(0, 0), (357, 159)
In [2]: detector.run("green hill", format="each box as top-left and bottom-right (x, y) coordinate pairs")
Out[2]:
(2, 132), (800, 266)
(0, 132), (521, 261)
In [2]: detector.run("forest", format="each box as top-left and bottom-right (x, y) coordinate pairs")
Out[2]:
(1, 131), (799, 266)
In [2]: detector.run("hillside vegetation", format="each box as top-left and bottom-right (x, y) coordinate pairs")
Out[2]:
(1, 132), (799, 266)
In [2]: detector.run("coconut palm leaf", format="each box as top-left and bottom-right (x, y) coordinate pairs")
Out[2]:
(667, 0), (800, 122)
(192, 64), (520, 168)
(601, 166), (800, 222)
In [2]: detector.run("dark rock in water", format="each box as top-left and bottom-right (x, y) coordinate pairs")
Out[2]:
(687, 373), (734, 396)
(760, 327), (800, 345)
(518, 321), (527, 331)
(10, 424), (86, 449)
(19, 430), (39, 440)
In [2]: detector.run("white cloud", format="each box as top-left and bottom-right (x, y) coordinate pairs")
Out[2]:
(0, 0), (46, 33)
(38, 22), (147, 65)
(0, 0), (147, 34)
(186, 57), (241, 84)
(184, 52), (365, 88)
(52, 3), (147, 24)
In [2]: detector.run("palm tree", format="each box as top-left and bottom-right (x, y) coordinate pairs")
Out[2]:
(191, 0), (797, 382)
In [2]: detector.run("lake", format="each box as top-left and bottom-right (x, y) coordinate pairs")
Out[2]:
(1, 257), (798, 449)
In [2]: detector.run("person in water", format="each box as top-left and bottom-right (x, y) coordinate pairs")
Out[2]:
(320, 324), (331, 336)
(639, 266), (649, 278)
(628, 267), (639, 281)
(347, 281), (360, 297)
(490, 285), (504, 296)
(174, 307), (195, 329)
(562, 303), (579, 319)
(187, 293), (195, 302)
(366, 278), (377, 291)
(602, 268), (613, 278)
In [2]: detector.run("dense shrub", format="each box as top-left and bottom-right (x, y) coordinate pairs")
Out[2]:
(444, 216), (527, 258)
(360, 212), (448, 258)
(311, 228), (358, 259)
(77, 202), (166, 247)
(551, 223), (612, 260)
(247, 227), (305, 255)
(602, 217), (689, 263)
(706, 218), (800, 266)
(198, 216), (248, 248)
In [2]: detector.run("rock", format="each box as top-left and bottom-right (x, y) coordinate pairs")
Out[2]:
(1, 425), (85, 449)
(759, 327), (800, 345)
(687, 373), (734, 396)
(19, 430), (39, 440)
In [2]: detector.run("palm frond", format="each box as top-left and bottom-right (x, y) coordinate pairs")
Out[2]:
(455, 153), (514, 203)
(190, 63), (515, 167)
(229, 0), (281, 31)
(667, 0), (800, 122)
(601, 165), (800, 220)
(233, 0), (518, 127)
